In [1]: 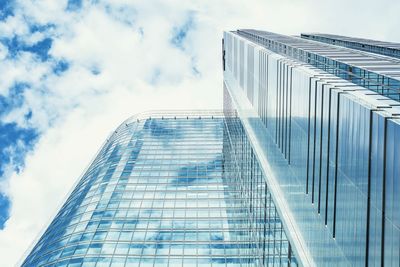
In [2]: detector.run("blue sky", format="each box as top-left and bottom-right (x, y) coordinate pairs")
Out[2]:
(0, 0), (399, 265)
(0, 2), (54, 230)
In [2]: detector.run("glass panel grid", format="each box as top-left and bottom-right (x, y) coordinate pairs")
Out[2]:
(22, 114), (295, 267)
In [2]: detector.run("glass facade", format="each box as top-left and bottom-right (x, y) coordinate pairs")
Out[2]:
(223, 102), (298, 267)
(22, 29), (400, 267)
(301, 33), (400, 59)
(22, 111), (296, 267)
(223, 30), (400, 267)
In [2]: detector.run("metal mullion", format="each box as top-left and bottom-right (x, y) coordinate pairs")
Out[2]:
(317, 83), (326, 213)
(333, 92), (342, 238)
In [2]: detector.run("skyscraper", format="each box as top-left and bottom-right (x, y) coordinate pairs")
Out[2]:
(23, 29), (400, 267)
(223, 29), (400, 266)
(22, 111), (297, 267)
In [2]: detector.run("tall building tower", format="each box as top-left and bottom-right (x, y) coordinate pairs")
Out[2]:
(22, 111), (297, 267)
(223, 30), (400, 266)
(23, 30), (400, 267)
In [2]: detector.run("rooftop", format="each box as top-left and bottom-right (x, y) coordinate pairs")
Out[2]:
(237, 29), (400, 101)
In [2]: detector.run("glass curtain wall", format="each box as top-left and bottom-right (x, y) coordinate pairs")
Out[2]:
(223, 30), (400, 267)
(22, 111), (296, 267)
(223, 91), (298, 267)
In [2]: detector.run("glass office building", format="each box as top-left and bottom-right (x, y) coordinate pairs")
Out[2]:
(23, 29), (399, 267)
(223, 30), (400, 267)
(22, 111), (297, 267)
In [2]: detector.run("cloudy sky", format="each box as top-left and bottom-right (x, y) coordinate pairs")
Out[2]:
(0, 0), (399, 265)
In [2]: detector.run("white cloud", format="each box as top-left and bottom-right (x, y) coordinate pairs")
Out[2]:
(0, 52), (50, 97)
(0, 14), (30, 38)
(0, 0), (400, 266)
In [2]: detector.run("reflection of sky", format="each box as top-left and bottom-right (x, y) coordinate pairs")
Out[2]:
(22, 117), (257, 266)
